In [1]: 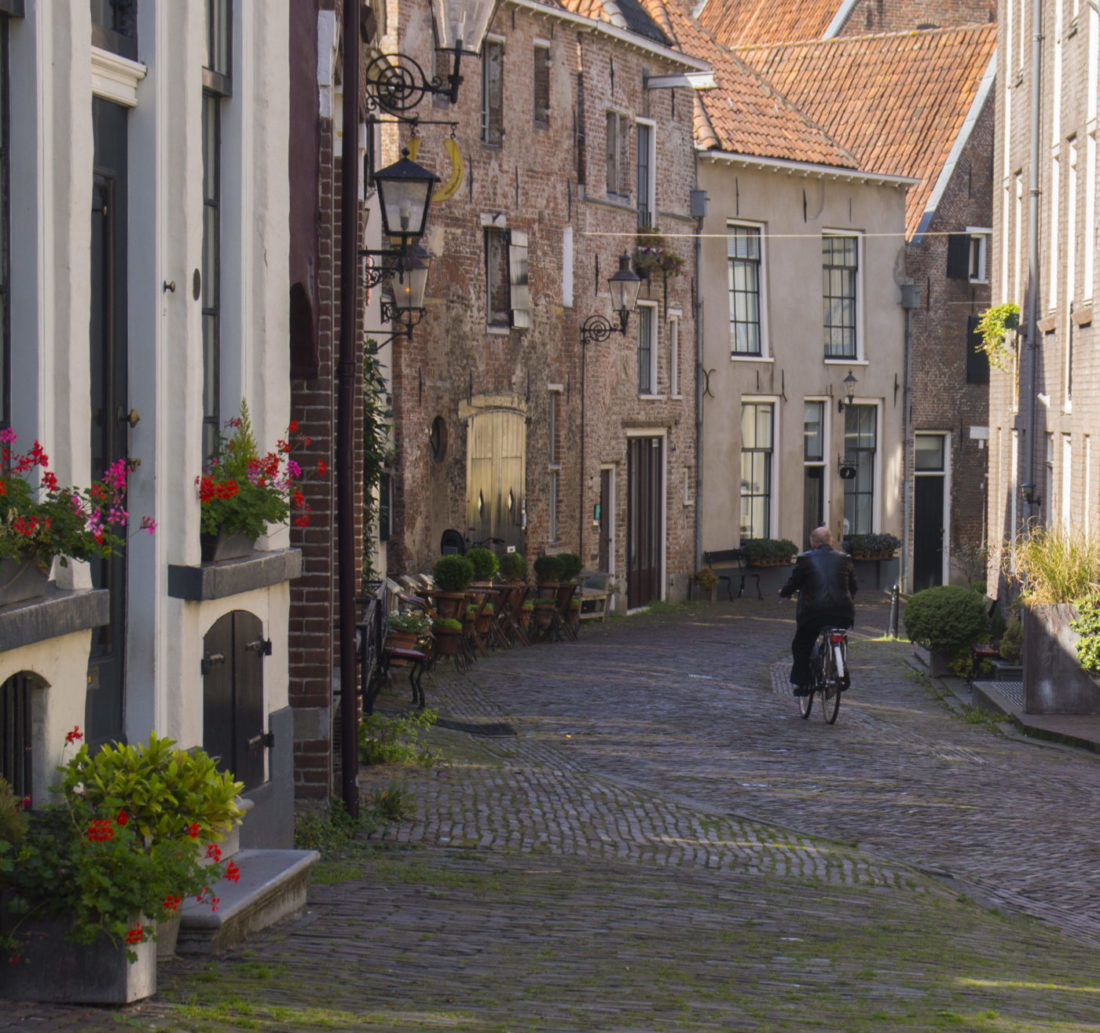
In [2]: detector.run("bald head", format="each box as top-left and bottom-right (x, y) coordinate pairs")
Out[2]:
(810, 526), (834, 548)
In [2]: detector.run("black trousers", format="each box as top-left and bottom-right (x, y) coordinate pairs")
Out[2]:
(790, 612), (851, 687)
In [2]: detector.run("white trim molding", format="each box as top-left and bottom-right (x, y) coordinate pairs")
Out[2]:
(91, 46), (146, 108)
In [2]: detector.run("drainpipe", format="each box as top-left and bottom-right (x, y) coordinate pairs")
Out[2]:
(690, 189), (707, 574)
(900, 283), (920, 593)
(1022, 0), (1043, 529)
(338, 0), (360, 818)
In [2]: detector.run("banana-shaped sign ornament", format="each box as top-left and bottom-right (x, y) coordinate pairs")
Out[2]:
(406, 136), (465, 203)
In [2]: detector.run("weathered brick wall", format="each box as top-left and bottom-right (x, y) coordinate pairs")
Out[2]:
(905, 92), (994, 582)
(386, 3), (698, 600)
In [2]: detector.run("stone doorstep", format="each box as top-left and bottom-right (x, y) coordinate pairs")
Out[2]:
(176, 848), (320, 956)
(971, 679), (1023, 716)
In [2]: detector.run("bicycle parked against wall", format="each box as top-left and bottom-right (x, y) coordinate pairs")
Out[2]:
(799, 627), (850, 724)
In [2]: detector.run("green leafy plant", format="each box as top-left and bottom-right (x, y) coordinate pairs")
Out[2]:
(692, 567), (720, 592)
(844, 533), (901, 558)
(387, 609), (433, 637)
(357, 709), (438, 767)
(432, 554), (474, 593)
(0, 429), (153, 564)
(1, 729), (242, 963)
(533, 554), (564, 584)
(904, 585), (990, 660)
(466, 547), (499, 581)
(196, 400), (323, 539)
(1070, 594), (1100, 673)
(742, 538), (798, 564)
(1005, 524), (1100, 604)
(974, 302), (1020, 372)
(432, 617), (462, 632)
(499, 551), (527, 582)
(361, 342), (395, 586)
(633, 225), (685, 279)
(998, 612), (1023, 664)
(556, 553), (584, 582)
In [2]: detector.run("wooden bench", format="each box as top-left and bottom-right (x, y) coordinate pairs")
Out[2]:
(702, 548), (763, 601)
(578, 570), (612, 622)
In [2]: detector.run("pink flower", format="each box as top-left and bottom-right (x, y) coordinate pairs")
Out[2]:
(140, 515), (157, 534)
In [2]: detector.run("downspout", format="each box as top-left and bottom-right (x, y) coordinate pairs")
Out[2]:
(1022, 0), (1043, 527)
(691, 189), (707, 574)
(338, 0), (360, 818)
(900, 289), (917, 593)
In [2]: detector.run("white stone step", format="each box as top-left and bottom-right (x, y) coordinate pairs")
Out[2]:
(176, 848), (319, 955)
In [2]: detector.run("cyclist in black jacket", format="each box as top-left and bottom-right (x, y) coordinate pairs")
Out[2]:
(778, 526), (857, 695)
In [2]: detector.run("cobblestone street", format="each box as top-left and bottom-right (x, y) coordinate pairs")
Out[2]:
(9, 596), (1100, 1031)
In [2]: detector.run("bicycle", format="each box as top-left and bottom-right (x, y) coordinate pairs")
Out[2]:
(799, 626), (850, 724)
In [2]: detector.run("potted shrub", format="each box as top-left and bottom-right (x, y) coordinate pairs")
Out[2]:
(432, 554), (474, 620)
(196, 401), (323, 562)
(844, 533), (901, 560)
(0, 730), (242, 1004)
(904, 585), (990, 677)
(692, 566), (720, 602)
(499, 551), (527, 583)
(431, 616), (463, 657)
(556, 553), (584, 583)
(742, 538), (797, 566)
(533, 554), (564, 587)
(466, 547), (499, 584)
(0, 429), (154, 604)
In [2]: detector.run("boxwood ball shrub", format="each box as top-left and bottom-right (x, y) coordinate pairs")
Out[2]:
(433, 554), (474, 593)
(556, 552), (584, 582)
(499, 551), (527, 582)
(904, 585), (990, 658)
(466, 547), (499, 581)
(533, 554), (564, 584)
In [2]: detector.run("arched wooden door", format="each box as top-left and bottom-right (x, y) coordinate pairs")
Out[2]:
(466, 407), (526, 555)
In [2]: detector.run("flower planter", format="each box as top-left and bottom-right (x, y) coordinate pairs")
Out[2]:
(0, 554), (50, 606)
(433, 591), (467, 622)
(1023, 603), (1100, 714)
(200, 532), (256, 563)
(432, 628), (462, 657)
(0, 914), (156, 1004)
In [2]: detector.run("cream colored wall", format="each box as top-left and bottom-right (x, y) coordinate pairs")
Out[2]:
(697, 159), (909, 553)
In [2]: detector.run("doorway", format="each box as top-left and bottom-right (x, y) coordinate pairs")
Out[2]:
(626, 436), (663, 609)
(466, 406), (527, 555)
(86, 97), (129, 750)
(913, 434), (948, 591)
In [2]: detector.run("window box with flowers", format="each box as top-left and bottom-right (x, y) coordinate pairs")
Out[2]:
(196, 401), (322, 563)
(633, 225), (685, 282)
(0, 728), (242, 1004)
(0, 429), (153, 606)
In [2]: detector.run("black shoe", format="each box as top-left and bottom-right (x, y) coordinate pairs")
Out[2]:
(791, 684), (812, 697)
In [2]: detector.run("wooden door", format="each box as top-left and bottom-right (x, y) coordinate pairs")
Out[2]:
(627, 437), (663, 608)
(466, 409), (526, 554)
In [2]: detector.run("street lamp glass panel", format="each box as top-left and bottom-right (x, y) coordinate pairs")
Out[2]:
(390, 247), (430, 310)
(842, 370), (858, 405)
(374, 154), (438, 241)
(608, 252), (642, 316)
(431, 0), (502, 55)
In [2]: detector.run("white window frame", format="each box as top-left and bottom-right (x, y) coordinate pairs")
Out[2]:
(739, 397), (778, 541)
(914, 432), (951, 585)
(637, 300), (659, 397)
(635, 116), (655, 227)
(822, 230), (863, 362)
(728, 221), (767, 359)
(668, 310), (681, 397)
(1062, 433), (1073, 529)
(842, 401), (880, 536)
(966, 227), (992, 284)
(548, 385), (563, 543)
(605, 110), (630, 199)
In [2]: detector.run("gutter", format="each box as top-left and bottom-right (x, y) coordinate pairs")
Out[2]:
(699, 149), (918, 190)
(1023, 0), (1042, 525)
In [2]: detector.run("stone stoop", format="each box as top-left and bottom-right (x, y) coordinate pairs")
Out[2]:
(971, 680), (1023, 716)
(177, 848), (320, 955)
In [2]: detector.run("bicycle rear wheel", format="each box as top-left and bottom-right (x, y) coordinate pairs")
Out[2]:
(798, 688), (813, 719)
(821, 648), (841, 724)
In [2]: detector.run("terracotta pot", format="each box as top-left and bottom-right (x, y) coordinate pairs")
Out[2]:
(432, 629), (462, 657)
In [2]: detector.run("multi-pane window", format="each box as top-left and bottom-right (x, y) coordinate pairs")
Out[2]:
(804, 401), (825, 464)
(606, 111), (630, 198)
(636, 120), (654, 227)
(823, 234), (858, 359)
(481, 38), (504, 145)
(0, 16), (8, 429)
(740, 402), (773, 539)
(201, 0), (231, 459)
(668, 315), (679, 397)
(91, 0), (138, 60)
(843, 404), (876, 535)
(637, 302), (656, 395)
(548, 390), (561, 543)
(946, 229), (991, 283)
(728, 225), (762, 356)
(533, 42), (550, 125)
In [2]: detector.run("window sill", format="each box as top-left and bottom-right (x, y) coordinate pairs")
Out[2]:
(824, 358), (868, 366)
(487, 325), (511, 336)
(168, 548), (303, 602)
(730, 354), (772, 363)
(638, 393), (665, 401)
(0, 587), (109, 652)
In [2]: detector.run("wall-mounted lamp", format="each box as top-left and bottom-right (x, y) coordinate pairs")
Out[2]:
(1021, 482), (1041, 506)
(365, 0), (502, 113)
(580, 253), (643, 346)
(837, 369), (858, 412)
(360, 154), (438, 296)
(379, 246), (430, 339)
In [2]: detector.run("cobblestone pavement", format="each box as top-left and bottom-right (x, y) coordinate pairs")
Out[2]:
(8, 596), (1100, 1031)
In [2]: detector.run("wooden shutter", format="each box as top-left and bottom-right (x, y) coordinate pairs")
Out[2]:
(534, 45), (550, 123)
(508, 229), (531, 329)
(946, 234), (970, 279)
(606, 111), (617, 194)
(967, 314), (990, 384)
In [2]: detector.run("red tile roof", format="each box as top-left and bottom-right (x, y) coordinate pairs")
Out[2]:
(695, 0), (842, 47)
(734, 25), (997, 235)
